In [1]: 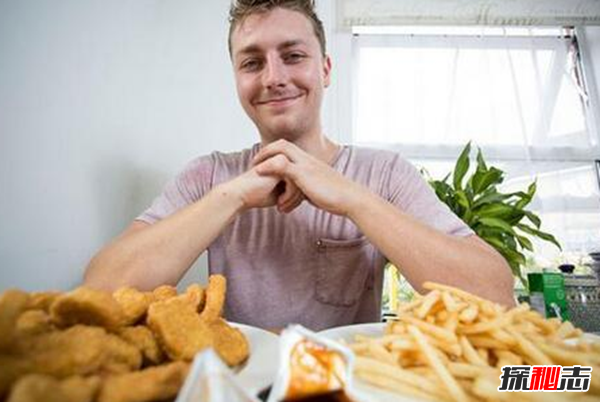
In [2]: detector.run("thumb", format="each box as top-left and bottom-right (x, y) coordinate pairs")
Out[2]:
(254, 154), (297, 179)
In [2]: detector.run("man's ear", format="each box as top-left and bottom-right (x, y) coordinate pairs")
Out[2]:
(323, 55), (332, 88)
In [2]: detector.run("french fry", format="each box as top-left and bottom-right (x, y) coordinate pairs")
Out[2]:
(399, 315), (458, 344)
(408, 325), (470, 402)
(356, 370), (438, 401)
(416, 290), (441, 319)
(355, 356), (447, 399)
(459, 336), (488, 367)
(350, 282), (599, 402)
(458, 304), (479, 323)
(441, 291), (460, 313)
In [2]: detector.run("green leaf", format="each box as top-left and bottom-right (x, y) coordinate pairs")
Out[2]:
(516, 235), (534, 252)
(476, 147), (488, 172)
(480, 235), (505, 251)
(472, 190), (514, 209)
(471, 167), (504, 194)
(476, 217), (516, 235)
(523, 210), (541, 229)
(517, 224), (562, 250)
(476, 203), (515, 218)
(455, 190), (470, 210)
(453, 142), (471, 190)
(515, 181), (537, 209)
(499, 247), (527, 267)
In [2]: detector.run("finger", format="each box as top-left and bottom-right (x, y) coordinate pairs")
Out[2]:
(252, 139), (305, 166)
(279, 191), (304, 213)
(278, 182), (302, 208)
(276, 178), (298, 206)
(254, 154), (299, 180)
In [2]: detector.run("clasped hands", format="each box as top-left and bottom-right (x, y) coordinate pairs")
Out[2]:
(226, 140), (365, 217)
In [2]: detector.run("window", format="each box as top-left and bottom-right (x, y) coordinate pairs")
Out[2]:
(350, 26), (600, 264)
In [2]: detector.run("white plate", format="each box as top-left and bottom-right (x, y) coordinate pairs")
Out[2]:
(320, 323), (426, 402)
(231, 323), (279, 394)
(319, 322), (386, 343)
(320, 323), (600, 402)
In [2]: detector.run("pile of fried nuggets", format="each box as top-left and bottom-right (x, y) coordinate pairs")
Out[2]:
(0, 274), (249, 402)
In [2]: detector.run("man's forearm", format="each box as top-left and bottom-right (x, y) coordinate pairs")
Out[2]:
(347, 188), (515, 306)
(84, 184), (245, 291)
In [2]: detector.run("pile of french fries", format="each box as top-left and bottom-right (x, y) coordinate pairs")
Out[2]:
(350, 282), (600, 402)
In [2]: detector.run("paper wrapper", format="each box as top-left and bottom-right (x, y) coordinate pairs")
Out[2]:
(267, 325), (368, 402)
(176, 326), (371, 402)
(176, 348), (259, 402)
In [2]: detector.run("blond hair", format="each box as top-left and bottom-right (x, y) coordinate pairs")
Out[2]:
(228, 0), (326, 57)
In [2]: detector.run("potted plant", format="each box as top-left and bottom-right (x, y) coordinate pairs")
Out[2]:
(424, 142), (562, 285)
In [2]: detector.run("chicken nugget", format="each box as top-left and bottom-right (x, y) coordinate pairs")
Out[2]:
(174, 283), (205, 310)
(98, 361), (188, 402)
(118, 326), (164, 365)
(27, 291), (61, 312)
(113, 287), (153, 326)
(0, 355), (32, 399)
(15, 310), (54, 337)
(151, 285), (177, 302)
(0, 289), (30, 351)
(7, 374), (100, 402)
(147, 298), (213, 361)
(19, 325), (141, 377)
(209, 318), (250, 367)
(50, 287), (126, 330)
(199, 275), (226, 321)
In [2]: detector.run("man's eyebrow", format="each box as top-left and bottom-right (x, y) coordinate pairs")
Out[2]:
(278, 39), (306, 50)
(236, 44), (261, 57)
(235, 40), (307, 58)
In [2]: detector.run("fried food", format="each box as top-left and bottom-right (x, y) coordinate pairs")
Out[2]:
(351, 281), (600, 402)
(118, 326), (165, 365)
(113, 287), (153, 326)
(147, 297), (213, 361)
(177, 283), (205, 311)
(17, 325), (142, 377)
(50, 287), (126, 330)
(0, 356), (32, 399)
(151, 285), (177, 302)
(7, 374), (100, 402)
(27, 291), (60, 312)
(209, 318), (250, 367)
(15, 310), (54, 337)
(98, 361), (188, 402)
(199, 274), (226, 321)
(0, 275), (248, 400)
(0, 290), (30, 351)
(147, 276), (249, 366)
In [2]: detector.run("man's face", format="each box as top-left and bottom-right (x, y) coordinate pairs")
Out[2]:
(230, 8), (331, 142)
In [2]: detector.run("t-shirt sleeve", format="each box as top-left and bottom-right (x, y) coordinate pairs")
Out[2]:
(385, 155), (473, 237)
(135, 154), (215, 224)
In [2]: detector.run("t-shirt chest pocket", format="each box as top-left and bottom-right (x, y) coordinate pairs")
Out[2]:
(314, 236), (372, 307)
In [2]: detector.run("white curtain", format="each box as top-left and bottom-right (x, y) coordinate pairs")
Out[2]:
(351, 26), (600, 261)
(338, 0), (600, 29)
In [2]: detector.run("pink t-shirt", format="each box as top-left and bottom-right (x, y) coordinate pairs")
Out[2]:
(136, 144), (473, 330)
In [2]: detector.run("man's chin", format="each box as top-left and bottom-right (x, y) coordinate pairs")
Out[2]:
(260, 121), (306, 142)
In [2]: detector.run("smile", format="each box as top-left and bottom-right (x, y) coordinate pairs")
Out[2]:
(256, 93), (303, 107)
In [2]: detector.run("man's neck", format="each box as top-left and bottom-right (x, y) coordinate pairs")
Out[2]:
(261, 130), (340, 165)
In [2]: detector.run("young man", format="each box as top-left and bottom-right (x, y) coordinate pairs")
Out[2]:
(84, 0), (515, 330)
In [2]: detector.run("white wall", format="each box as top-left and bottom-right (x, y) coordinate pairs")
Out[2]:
(0, 0), (266, 291)
(1, 0), (598, 293)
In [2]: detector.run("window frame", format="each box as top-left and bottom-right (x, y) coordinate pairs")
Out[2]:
(340, 27), (600, 164)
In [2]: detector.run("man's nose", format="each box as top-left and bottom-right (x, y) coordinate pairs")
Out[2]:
(262, 57), (288, 89)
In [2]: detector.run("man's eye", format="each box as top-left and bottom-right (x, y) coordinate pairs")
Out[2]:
(285, 53), (305, 63)
(241, 60), (261, 71)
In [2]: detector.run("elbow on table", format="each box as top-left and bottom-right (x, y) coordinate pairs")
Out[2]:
(83, 251), (137, 292)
